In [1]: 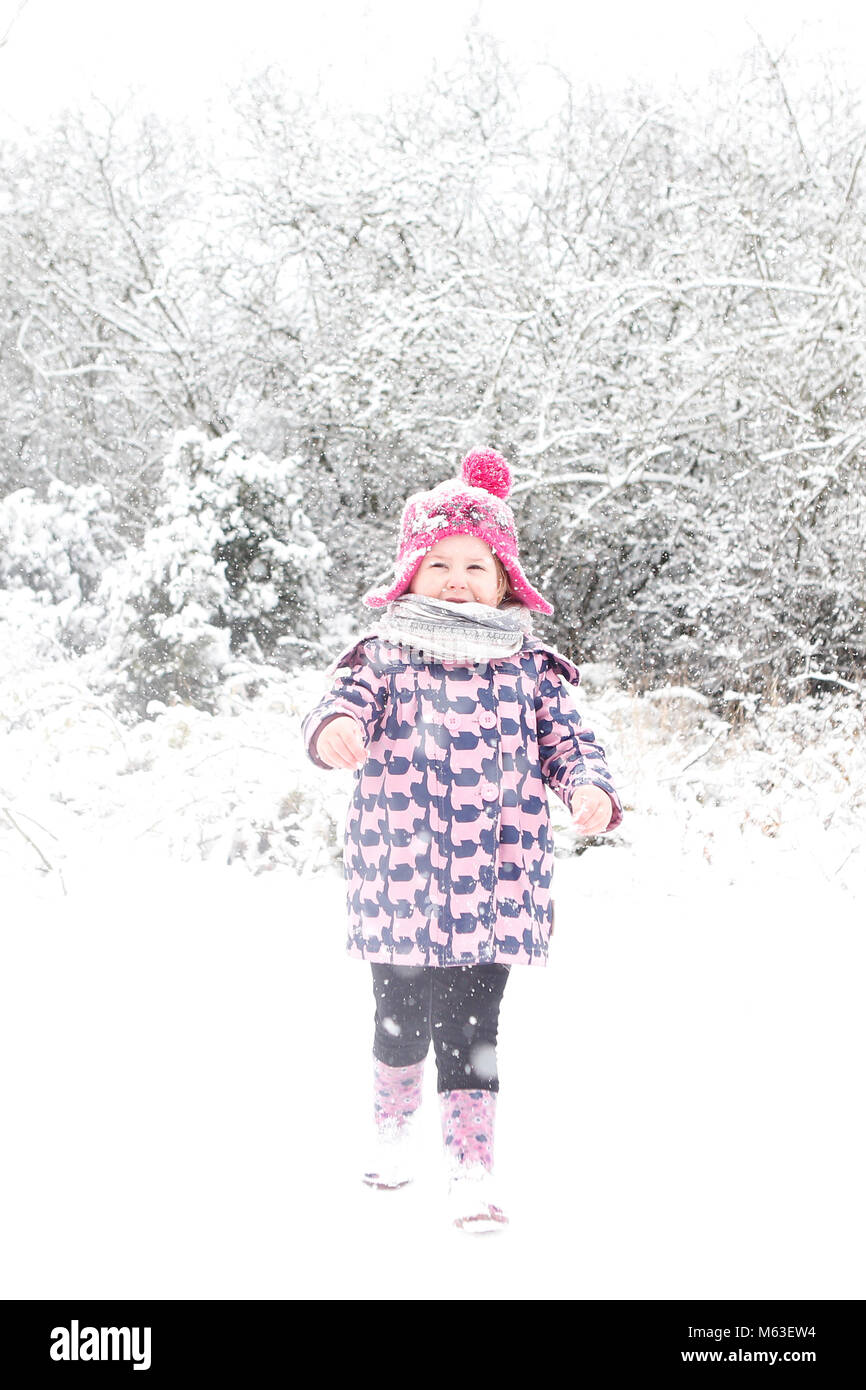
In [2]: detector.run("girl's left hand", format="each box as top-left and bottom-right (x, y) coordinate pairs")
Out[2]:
(571, 785), (614, 835)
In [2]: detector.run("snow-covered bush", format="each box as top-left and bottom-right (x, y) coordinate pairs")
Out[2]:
(100, 429), (331, 712)
(0, 480), (113, 606)
(0, 480), (116, 654)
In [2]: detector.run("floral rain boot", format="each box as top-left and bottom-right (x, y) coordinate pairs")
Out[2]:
(362, 1058), (425, 1189)
(439, 1089), (508, 1233)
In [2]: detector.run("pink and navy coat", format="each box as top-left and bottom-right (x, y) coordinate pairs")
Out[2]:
(303, 637), (622, 968)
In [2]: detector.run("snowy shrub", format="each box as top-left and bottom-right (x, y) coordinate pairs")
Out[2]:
(100, 429), (332, 712)
(208, 783), (344, 876)
(0, 480), (116, 653)
(0, 480), (112, 606)
(0, 585), (69, 668)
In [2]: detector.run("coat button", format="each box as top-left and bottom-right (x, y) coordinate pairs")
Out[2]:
(479, 711), (496, 729)
(445, 712), (460, 731)
(481, 781), (498, 801)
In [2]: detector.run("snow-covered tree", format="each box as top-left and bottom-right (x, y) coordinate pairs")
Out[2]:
(2, 37), (865, 697)
(101, 429), (331, 712)
(0, 106), (218, 514)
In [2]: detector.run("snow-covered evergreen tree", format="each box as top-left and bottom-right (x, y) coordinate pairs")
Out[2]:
(101, 429), (330, 712)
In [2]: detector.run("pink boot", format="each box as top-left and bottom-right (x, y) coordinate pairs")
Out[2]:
(362, 1058), (425, 1189)
(439, 1089), (508, 1232)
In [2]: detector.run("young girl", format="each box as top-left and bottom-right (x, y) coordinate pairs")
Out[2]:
(302, 449), (622, 1233)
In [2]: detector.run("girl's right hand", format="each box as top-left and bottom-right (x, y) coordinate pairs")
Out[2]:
(315, 715), (367, 770)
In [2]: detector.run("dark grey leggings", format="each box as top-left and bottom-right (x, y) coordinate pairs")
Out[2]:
(370, 962), (510, 1093)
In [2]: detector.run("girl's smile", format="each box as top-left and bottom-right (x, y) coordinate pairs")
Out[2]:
(409, 534), (504, 607)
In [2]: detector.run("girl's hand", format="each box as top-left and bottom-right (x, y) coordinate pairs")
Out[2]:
(315, 715), (367, 770)
(571, 784), (613, 835)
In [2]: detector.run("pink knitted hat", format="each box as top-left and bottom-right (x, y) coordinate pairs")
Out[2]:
(363, 449), (553, 615)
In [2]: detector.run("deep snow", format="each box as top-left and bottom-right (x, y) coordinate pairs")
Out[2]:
(4, 846), (863, 1301)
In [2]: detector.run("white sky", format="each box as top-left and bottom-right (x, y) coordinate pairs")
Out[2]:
(0, 0), (863, 135)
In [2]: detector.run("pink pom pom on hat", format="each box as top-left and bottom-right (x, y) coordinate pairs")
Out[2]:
(363, 449), (553, 615)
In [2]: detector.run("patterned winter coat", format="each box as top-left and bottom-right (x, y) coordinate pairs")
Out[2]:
(302, 636), (622, 968)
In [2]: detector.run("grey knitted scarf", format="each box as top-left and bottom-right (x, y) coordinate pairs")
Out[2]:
(376, 594), (532, 664)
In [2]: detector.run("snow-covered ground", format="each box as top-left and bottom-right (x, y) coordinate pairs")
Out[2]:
(1, 610), (863, 1300)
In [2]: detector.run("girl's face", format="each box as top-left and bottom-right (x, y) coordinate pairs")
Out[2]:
(409, 534), (504, 606)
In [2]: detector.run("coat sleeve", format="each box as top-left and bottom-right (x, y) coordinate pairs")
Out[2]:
(534, 655), (623, 830)
(301, 640), (388, 770)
